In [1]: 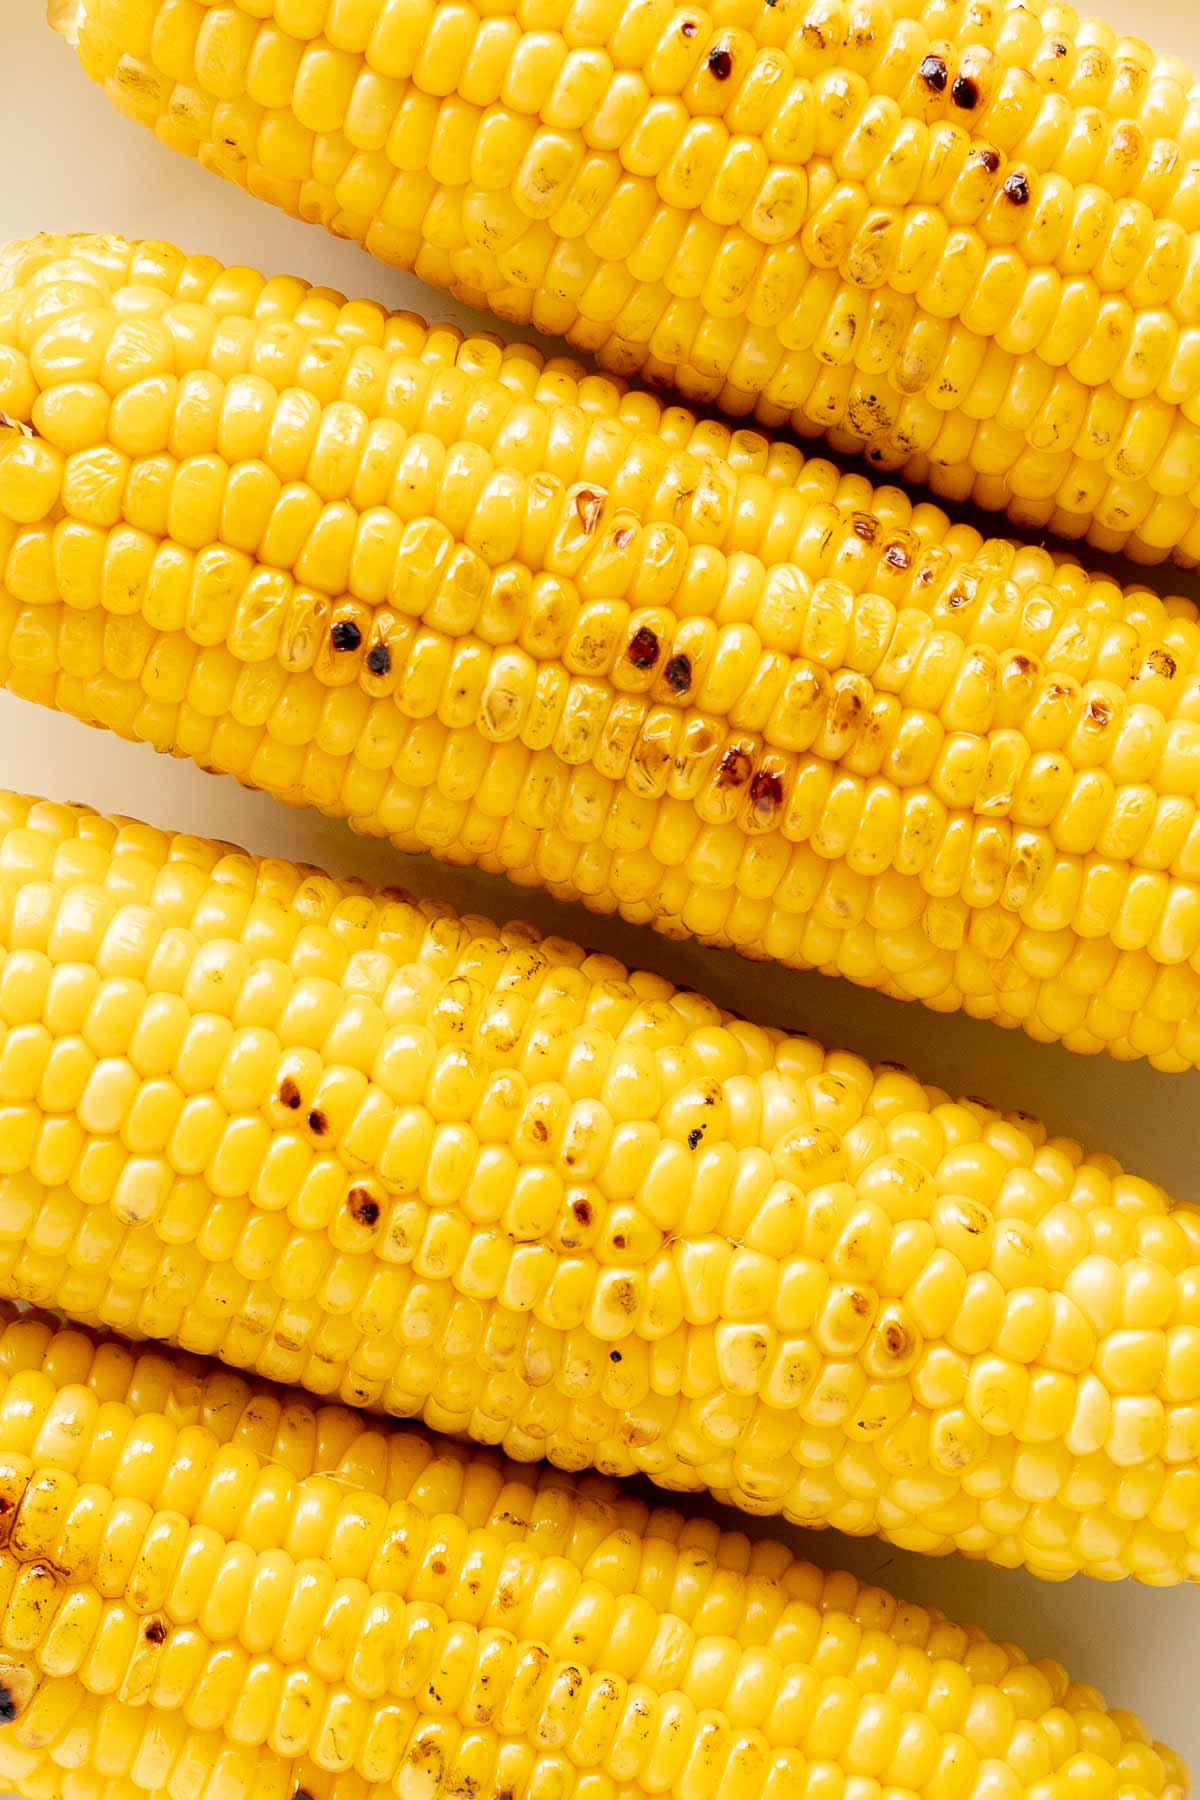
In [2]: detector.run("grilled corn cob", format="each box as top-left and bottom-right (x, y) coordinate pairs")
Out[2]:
(47, 0), (1200, 564)
(0, 1304), (1187, 1800)
(1, 791), (1199, 1585)
(5, 237), (1200, 1068)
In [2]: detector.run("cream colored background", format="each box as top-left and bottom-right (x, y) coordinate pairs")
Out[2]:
(4, 0), (1200, 1778)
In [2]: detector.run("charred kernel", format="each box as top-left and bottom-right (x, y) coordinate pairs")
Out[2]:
(348, 1188), (381, 1226)
(951, 74), (977, 107)
(708, 45), (733, 77)
(1147, 649), (1177, 677)
(626, 625), (660, 668)
(144, 1619), (167, 1644)
(716, 748), (752, 787)
(572, 1198), (593, 1224)
(0, 1687), (16, 1724)
(974, 148), (1000, 173)
(609, 1350), (622, 1362)
(749, 769), (783, 813)
(681, 16), (697, 33)
(279, 1079), (302, 1110)
(1054, 40), (1068, 53)
(664, 653), (692, 692)
(307, 1109), (328, 1136)
(366, 642), (392, 675)
(1003, 172), (1030, 204)
(919, 54), (948, 91)
(687, 1126), (705, 1148)
(330, 620), (362, 652)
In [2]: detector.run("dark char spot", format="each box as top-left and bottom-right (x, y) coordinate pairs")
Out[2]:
(716, 747), (752, 788)
(687, 1126), (705, 1150)
(610, 1350), (622, 1363)
(348, 1188), (381, 1227)
(1003, 171), (1030, 204)
(366, 641), (392, 675)
(749, 769), (783, 813)
(330, 619), (362, 652)
(626, 626), (660, 669)
(681, 16), (697, 33)
(1053, 40), (1067, 54)
(951, 73), (978, 107)
(883, 542), (911, 569)
(0, 1687), (16, 1724)
(572, 1198), (593, 1225)
(919, 54), (947, 92)
(307, 1109), (328, 1136)
(280, 1078), (302, 1110)
(144, 1620), (167, 1644)
(665, 652), (692, 693)
(708, 45), (732, 78)
(976, 147), (1000, 173)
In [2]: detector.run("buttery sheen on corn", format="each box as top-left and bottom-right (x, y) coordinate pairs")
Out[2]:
(0, 1309), (1188, 1800)
(48, 0), (1200, 563)
(0, 793), (1199, 1585)
(5, 238), (1200, 1068)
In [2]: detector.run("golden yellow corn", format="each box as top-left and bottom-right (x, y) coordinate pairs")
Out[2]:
(0, 1303), (1188, 1800)
(5, 237), (1200, 1069)
(0, 790), (1199, 1586)
(47, 0), (1200, 565)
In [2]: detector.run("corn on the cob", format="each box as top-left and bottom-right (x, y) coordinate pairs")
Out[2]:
(0, 790), (1199, 1585)
(5, 236), (1200, 1069)
(48, 0), (1200, 565)
(0, 1303), (1187, 1800)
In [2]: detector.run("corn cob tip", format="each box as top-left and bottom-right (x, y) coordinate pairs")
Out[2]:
(45, 0), (81, 43)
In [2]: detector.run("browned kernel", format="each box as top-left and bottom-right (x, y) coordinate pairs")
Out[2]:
(307, 1109), (328, 1136)
(951, 74), (977, 107)
(664, 652), (692, 692)
(1003, 171), (1030, 204)
(708, 45), (733, 77)
(279, 1078), (302, 1110)
(366, 641), (391, 675)
(919, 54), (948, 91)
(626, 625), (660, 668)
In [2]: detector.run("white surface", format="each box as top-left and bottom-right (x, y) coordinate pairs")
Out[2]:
(4, 0), (1200, 1779)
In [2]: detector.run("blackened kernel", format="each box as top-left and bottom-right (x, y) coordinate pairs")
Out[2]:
(687, 1126), (705, 1149)
(366, 641), (392, 675)
(330, 619), (362, 652)
(144, 1620), (167, 1644)
(919, 54), (947, 91)
(0, 1686), (16, 1724)
(609, 1350), (622, 1363)
(348, 1188), (381, 1227)
(975, 147), (1000, 173)
(1003, 171), (1030, 204)
(664, 652), (692, 692)
(626, 625), (660, 669)
(951, 74), (977, 107)
(708, 45), (732, 77)
(307, 1109), (328, 1136)
(279, 1078), (302, 1110)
